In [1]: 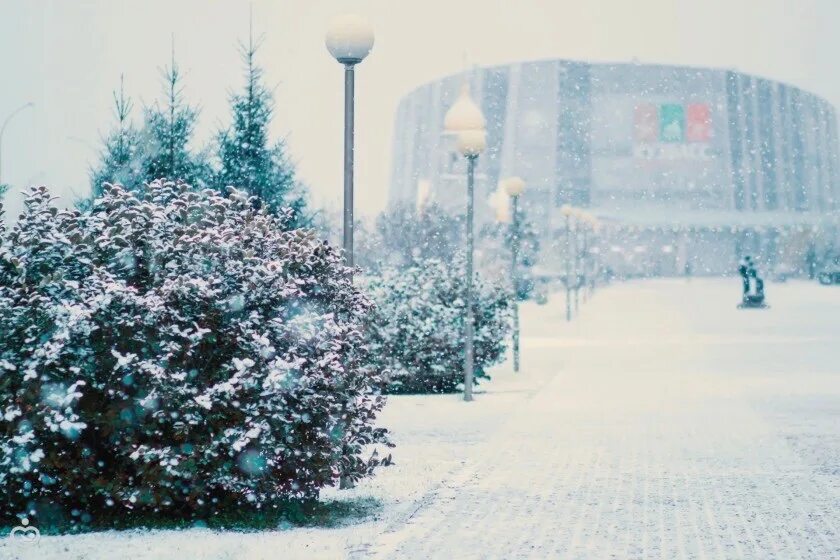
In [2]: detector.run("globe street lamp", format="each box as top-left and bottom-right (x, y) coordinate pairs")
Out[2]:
(561, 204), (575, 321)
(503, 176), (525, 372)
(325, 15), (374, 269)
(0, 102), (34, 185)
(444, 84), (486, 402)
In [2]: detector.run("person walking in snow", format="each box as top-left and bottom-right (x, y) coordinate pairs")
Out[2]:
(739, 256), (751, 296)
(748, 258), (765, 299)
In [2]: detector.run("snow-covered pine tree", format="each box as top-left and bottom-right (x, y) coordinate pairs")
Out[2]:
(216, 28), (308, 227)
(90, 75), (145, 197)
(141, 44), (210, 188)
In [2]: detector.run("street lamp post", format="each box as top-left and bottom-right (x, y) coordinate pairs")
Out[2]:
(0, 102), (34, 185)
(581, 222), (589, 302)
(561, 204), (574, 322)
(587, 217), (600, 296)
(325, 16), (373, 491)
(577, 211), (596, 301)
(572, 209), (582, 314)
(503, 176), (525, 372)
(325, 15), (374, 269)
(444, 84), (486, 402)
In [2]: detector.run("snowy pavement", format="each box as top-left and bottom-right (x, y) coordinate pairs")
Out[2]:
(4, 278), (840, 559)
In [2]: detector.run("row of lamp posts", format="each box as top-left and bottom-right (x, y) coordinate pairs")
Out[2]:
(325, 15), (531, 402)
(259, 13), (510, 485)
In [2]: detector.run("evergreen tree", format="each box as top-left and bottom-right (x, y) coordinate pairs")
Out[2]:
(90, 75), (145, 197)
(216, 29), (308, 225)
(141, 44), (209, 187)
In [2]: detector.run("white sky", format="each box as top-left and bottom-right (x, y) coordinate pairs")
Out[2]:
(1, 0), (839, 220)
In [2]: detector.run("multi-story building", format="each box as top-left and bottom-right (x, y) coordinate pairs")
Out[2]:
(389, 59), (840, 275)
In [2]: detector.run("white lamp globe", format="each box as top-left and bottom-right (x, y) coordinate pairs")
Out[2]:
(325, 14), (375, 64)
(503, 176), (525, 197)
(560, 204), (574, 217)
(444, 84), (486, 133)
(456, 129), (487, 157)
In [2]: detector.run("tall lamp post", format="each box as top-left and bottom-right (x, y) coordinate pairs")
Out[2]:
(0, 102), (34, 185)
(503, 176), (525, 372)
(325, 15), (375, 269)
(561, 204), (574, 321)
(581, 216), (589, 302)
(325, 17), (373, 490)
(444, 84), (486, 402)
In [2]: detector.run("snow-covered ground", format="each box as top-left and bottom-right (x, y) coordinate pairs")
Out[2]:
(4, 278), (839, 559)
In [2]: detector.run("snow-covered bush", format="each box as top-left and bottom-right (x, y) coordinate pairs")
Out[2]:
(366, 258), (512, 394)
(364, 203), (463, 271)
(0, 182), (389, 529)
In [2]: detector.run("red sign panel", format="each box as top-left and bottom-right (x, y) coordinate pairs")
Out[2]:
(634, 103), (658, 142)
(686, 103), (711, 142)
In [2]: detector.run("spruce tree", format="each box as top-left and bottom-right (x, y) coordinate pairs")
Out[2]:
(141, 44), (209, 187)
(90, 75), (144, 196)
(216, 29), (308, 226)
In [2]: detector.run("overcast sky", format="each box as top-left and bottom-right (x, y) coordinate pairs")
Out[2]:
(1, 0), (839, 220)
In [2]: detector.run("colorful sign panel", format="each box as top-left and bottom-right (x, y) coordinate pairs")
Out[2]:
(634, 103), (658, 142)
(686, 103), (711, 142)
(660, 104), (685, 142)
(634, 102), (712, 160)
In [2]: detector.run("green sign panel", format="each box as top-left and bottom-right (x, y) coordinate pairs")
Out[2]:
(659, 104), (685, 143)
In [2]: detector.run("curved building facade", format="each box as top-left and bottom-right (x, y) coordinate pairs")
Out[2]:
(389, 59), (840, 275)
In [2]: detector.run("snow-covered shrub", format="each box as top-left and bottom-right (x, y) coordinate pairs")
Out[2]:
(365, 203), (463, 271)
(0, 182), (389, 529)
(366, 257), (512, 394)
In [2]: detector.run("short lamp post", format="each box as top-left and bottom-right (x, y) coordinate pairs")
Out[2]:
(586, 216), (600, 296)
(325, 15), (375, 269)
(444, 84), (486, 402)
(581, 217), (589, 301)
(561, 204), (575, 321)
(502, 176), (525, 372)
(578, 211), (597, 301)
(572, 208), (584, 313)
(590, 245), (600, 295)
